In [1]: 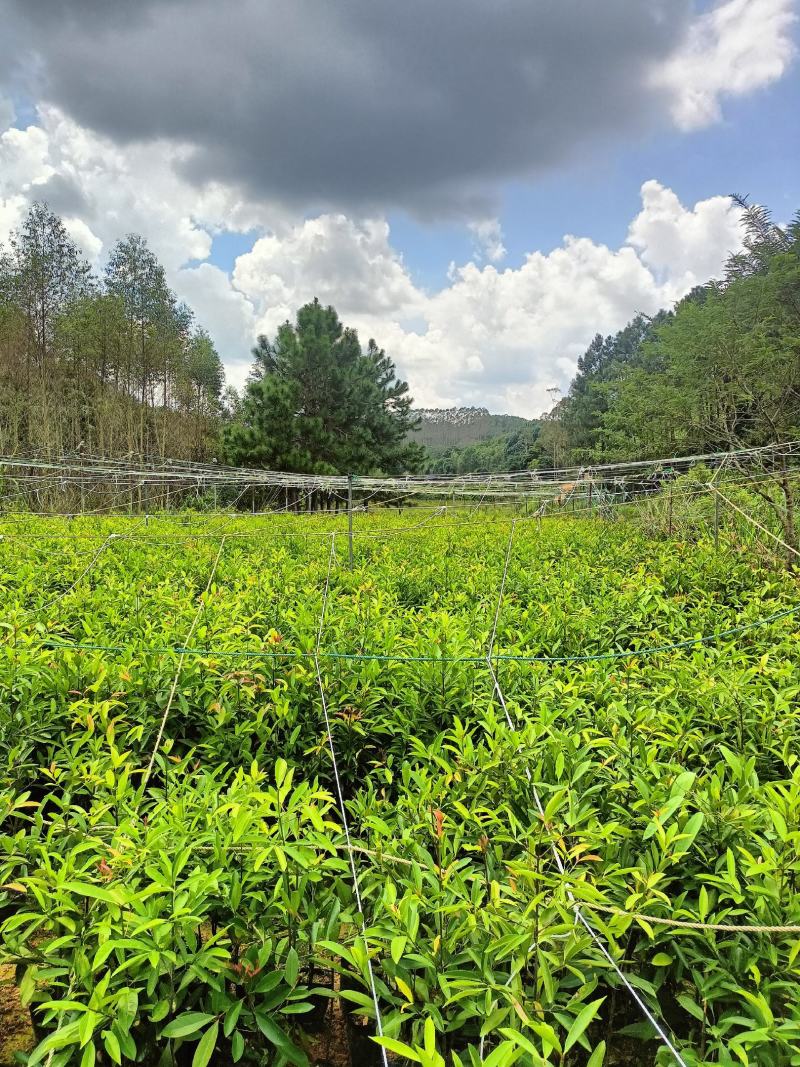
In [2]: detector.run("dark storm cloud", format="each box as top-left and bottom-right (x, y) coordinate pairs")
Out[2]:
(2, 0), (694, 216)
(32, 173), (91, 218)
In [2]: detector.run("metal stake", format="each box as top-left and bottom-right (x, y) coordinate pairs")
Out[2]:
(714, 491), (720, 549)
(347, 473), (354, 569)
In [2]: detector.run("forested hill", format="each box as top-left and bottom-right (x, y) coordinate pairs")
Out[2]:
(415, 408), (540, 473)
(538, 198), (800, 469)
(416, 407), (537, 450)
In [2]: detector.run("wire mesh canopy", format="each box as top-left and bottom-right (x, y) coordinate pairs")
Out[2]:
(1, 439), (798, 502)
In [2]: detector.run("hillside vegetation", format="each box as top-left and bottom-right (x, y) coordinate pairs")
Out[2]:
(542, 199), (800, 468)
(415, 408), (540, 474)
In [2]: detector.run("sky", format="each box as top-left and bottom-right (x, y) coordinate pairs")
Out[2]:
(0, 0), (797, 417)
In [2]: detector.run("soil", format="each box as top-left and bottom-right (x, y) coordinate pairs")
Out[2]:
(0, 966), (33, 1066)
(0, 965), (371, 1067)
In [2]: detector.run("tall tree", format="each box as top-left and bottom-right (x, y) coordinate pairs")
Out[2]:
(0, 202), (92, 380)
(104, 234), (179, 405)
(0, 203), (226, 465)
(178, 328), (226, 457)
(225, 299), (424, 474)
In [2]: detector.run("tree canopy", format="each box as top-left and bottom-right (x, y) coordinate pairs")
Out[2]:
(0, 203), (225, 459)
(224, 299), (424, 474)
(538, 198), (800, 466)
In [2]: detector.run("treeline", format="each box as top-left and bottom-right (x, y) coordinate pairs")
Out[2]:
(426, 426), (540, 474)
(541, 199), (800, 466)
(0, 203), (225, 460)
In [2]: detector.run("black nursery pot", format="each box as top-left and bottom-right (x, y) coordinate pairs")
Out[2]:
(298, 968), (335, 1034)
(338, 971), (384, 1067)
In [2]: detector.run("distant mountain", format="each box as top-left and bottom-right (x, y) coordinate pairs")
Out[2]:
(413, 407), (537, 452)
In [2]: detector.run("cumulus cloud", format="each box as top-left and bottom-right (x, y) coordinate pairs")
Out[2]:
(227, 182), (744, 412)
(0, 105), (747, 417)
(467, 219), (507, 264)
(655, 0), (796, 129)
(175, 262), (259, 385)
(626, 179), (743, 287)
(3, 0), (793, 217)
(0, 107), (264, 372)
(233, 216), (421, 338)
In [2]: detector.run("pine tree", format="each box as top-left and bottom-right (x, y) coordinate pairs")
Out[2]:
(225, 299), (423, 474)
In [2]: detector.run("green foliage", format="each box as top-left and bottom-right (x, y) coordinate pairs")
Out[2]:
(2, 506), (800, 1063)
(549, 198), (800, 466)
(426, 427), (540, 475)
(0, 202), (225, 461)
(413, 408), (540, 475)
(225, 298), (424, 475)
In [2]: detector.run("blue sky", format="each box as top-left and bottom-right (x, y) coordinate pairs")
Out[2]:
(1, 0), (798, 415)
(383, 62), (800, 292)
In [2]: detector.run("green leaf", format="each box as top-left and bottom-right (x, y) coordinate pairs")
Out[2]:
(564, 997), (605, 1053)
(161, 1012), (217, 1039)
(284, 946), (299, 987)
(80, 1043), (96, 1067)
(390, 935), (407, 963)
(484, 1043), (519, 1067)
(651, 953), (673, 966)
(374, 1036), (422, 1061)
(275, 757), (288, 786)
(424, 1017), (436, 1056)
(252, 971), (284, 995)
(231, 1030), (245, 1062)
(676, 994), (705, 1023)
(223, 1000), (243, 1037)
(62, 881), (123, 906)
(587, 1039), (606, 1066)
(498, 1029), (539, 1057)
(26, 1021), (82, 1066)
(193, 1022), (219, 1067)
(255, 1013), (294, 1052)
(673, 811), (704, 855)
(103, 1029), (121, 1065)
(151, 999), (170, 1023)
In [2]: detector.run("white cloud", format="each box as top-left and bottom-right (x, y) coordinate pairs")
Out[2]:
(232, 215), (421, 340)
(0, 194), (27, 246)
(229, 181), (744, 415)
(0, 104), (745, 416)
(626, 179), (743, 290)
(467, 218), (507, 263)
(63, 216), (103, 263)
(655, 0), (796, 130)
(0, 106), (270, 270)
(175, 262), (258, 386)
(0, 124), (54, 203)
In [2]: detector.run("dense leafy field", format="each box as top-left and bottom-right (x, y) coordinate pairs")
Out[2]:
(1, 509), (800, 1066)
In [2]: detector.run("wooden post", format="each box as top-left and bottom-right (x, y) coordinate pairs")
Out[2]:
(588, 481), (593, 513)
(668, 485), (674, 536)
(347, 474), (354, 569)
(714, 491), (720, 549)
